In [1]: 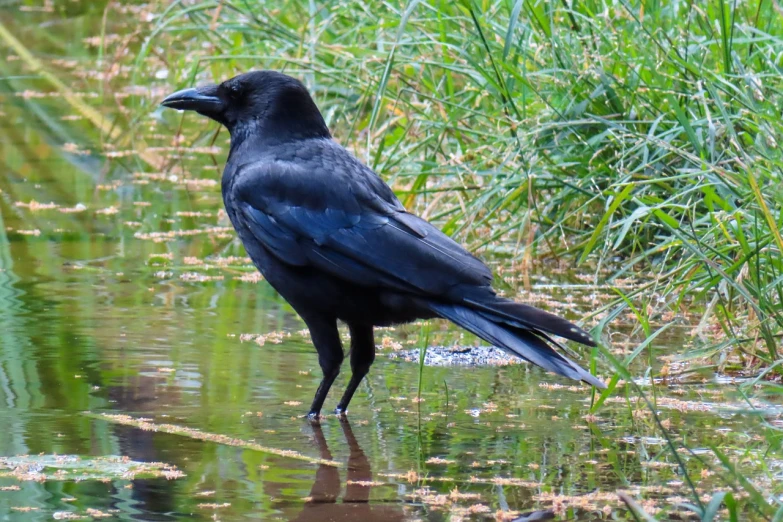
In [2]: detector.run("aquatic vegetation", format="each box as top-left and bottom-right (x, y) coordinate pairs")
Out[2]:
(125, 0), (783, 373)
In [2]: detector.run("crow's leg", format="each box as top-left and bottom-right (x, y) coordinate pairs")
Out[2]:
(305, 317), (344, 419)
(335, 323), (375, 416)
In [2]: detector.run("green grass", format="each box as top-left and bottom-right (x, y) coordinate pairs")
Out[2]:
(128, 0), (783, 376)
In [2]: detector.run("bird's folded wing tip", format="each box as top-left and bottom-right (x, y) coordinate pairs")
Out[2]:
(576, 367), (606, 389)
(587, 376), (607, 390)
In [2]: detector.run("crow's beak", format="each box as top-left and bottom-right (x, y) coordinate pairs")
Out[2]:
(160, 85), (222, 112)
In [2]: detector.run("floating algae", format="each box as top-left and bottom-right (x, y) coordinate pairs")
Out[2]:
(0, 455), (184, 482)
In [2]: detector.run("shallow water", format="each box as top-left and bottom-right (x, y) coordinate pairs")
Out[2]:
(0, 2), (779, 520)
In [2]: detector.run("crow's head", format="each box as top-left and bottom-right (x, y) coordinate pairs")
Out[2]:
(161, 70), (330, 140)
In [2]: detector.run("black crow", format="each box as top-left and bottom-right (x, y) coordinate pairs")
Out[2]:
(161, 71), (604, 418)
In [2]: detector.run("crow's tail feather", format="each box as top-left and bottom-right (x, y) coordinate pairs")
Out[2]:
(424, 300), (605, 389)
(461, 296), (597, 346)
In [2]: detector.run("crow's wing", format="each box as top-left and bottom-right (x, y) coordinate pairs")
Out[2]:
(230, 158), (492, 297)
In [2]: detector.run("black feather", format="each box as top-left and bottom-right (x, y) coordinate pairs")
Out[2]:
(466, 296), (596, 346)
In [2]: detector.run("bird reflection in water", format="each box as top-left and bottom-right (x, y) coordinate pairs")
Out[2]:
(286, 419), (404, 522)
(285, 420), (555, 522)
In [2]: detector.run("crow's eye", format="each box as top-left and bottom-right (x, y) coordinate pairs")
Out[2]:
(224, 84), (241, 100)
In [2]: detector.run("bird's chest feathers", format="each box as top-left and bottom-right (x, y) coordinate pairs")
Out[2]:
(220, 171), (272, 277)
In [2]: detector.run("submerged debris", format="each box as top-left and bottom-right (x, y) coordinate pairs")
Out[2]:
(92, 413), (341, 467)
(239, 331), (288, 345)
(387, 345), (519, 366)
(14, 200), (58, 211)
(134, 226), (233, 243)
(179, 272), (224, 283)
